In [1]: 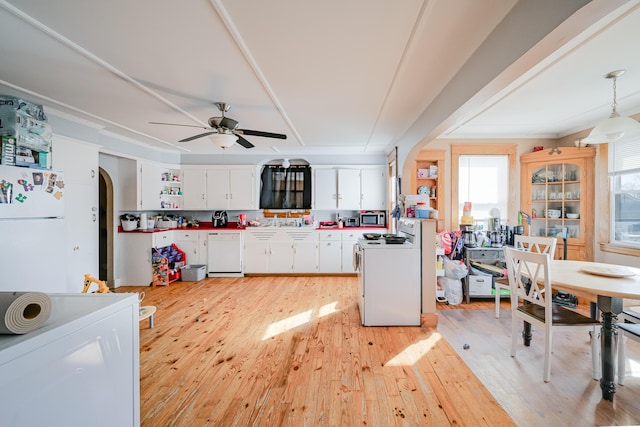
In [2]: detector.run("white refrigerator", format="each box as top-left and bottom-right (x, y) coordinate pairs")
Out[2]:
(0, 165), (66, 292)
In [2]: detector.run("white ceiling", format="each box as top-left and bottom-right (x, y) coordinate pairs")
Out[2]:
(0, 0), (639, 160)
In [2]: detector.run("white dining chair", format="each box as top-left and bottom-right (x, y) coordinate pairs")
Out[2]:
(617, 306), (640, 385)
(495, 235), (557, 318)
(503, 246), (600, 382)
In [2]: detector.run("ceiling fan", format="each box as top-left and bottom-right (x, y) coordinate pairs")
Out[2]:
(150, 102), (287, 149)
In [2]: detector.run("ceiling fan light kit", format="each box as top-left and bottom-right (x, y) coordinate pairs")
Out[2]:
(210, 133), (237, 148)
(583, 70), (640, 144)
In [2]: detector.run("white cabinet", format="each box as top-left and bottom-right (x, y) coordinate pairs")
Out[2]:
(313, 168), (339, 209)
(288, 229), (318, 273)
(182, 167), (255, 210)
(181, 169), (207, 209)
(119, 231), (173, 286)
(0, 293), (139, 427)
(338, 169), (361, 210)
(174, 230), (206, 266)
(244, 229), (292, 273)
(52, 136), (99, 288)
(313, 167), (386, 210)
(138, 162), (162, 210)
(319, 231), (342, 273)
(206, 167), (256, 210)
(243, 229), (318, 273)
(360, 168), (386, 210)
(341, 229), (360, 273)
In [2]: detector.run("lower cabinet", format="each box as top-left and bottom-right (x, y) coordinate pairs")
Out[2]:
(319, 231), (342, 273)
(243, 229), (318, 273)
(341, 230), (360, 273)
(120, 231), (174, 286)
(173, 230), (207, 266)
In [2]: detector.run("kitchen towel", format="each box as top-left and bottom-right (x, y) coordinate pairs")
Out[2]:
(0, 291), (52, 334)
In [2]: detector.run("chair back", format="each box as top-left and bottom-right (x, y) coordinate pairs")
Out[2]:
(513, 235), (557, 259)
(503, 246), (552, 321)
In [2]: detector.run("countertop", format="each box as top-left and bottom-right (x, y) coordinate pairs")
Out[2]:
(119, 221), (386, 233)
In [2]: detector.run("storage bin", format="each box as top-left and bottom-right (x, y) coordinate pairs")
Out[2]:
(182, 264), (206, 282)
(468, 275), (492, 296)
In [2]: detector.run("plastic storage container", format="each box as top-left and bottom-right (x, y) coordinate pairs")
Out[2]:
(181, 265), (206, 281)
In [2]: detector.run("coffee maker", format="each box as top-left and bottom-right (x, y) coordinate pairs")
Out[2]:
(460, 224), (477, 248)
(212, 210), (228, 228)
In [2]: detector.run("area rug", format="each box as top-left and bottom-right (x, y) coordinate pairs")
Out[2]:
(437, 309), (640, 427)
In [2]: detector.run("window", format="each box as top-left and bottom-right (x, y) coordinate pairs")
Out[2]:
(458, 155), (509, 229)
(451, 144), (517, 230)
(609, 139), (640, 247)
(259, 165), (312, 209)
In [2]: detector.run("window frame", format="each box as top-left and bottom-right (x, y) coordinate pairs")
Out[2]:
(451, 144), (517, 230)
(598, 143), (640, 256)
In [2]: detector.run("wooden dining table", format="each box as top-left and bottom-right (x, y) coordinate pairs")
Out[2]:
(538, 260), (640, 401)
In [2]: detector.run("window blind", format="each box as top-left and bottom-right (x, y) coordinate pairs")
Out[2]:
(609, 138), (640, 175)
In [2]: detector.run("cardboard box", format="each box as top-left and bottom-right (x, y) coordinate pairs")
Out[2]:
(182, 264), (206, 281)
(468, 275), (492, 296)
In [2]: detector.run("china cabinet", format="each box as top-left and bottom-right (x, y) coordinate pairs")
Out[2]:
(520, 147), (595, 260)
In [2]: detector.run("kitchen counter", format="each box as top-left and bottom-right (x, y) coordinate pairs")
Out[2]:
(119, 222), (386, 233)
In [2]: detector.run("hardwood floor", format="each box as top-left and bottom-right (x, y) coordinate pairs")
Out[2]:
(119, 276), (514, 426)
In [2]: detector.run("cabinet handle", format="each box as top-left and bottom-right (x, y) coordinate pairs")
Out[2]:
(202, 194), (205, 200)
(90, 169), (95, 178)
(92, 213), (96, 222)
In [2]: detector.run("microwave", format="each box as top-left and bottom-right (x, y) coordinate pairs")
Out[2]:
(359, 211), (386, 227)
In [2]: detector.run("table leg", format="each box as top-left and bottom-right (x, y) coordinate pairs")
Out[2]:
(597, 295), (623, 402)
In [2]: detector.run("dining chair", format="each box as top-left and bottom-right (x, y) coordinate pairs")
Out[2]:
(495, 235), (557, 318)
(503, 246), (600, 382)
(617, 306), (640, 385)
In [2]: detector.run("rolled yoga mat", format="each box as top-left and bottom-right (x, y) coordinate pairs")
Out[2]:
(0, 292), (52, 334)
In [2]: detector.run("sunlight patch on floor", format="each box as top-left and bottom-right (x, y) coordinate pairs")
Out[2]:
(262, 301), (338, 340)
(385, 332), (442, 366)
(317, 301), (338, 318)
(262, 310), (313, 340)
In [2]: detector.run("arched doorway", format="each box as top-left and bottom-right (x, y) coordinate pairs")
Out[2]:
(99, 168), (115, 286)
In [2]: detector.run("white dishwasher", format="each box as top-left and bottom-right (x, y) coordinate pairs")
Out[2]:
(207, 231), (243, 277)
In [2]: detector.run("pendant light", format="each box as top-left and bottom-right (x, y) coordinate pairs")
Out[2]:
(281, 158), (290, 168)
(583, 70), (640, 144)
(210, 133), (237, 148)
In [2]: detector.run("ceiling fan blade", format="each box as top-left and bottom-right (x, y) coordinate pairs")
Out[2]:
(219, 117), (239, 130)
(236, 135), (255, 149)
(179, 131), (218, 142)
(149, 121), (209, 130)
(237, 129), (287, 139)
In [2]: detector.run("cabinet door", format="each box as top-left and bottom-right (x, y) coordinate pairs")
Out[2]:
(268, 241), (293, 273)
(229, 168), (255, 210)
(139, 162), (162, 210)
(174, 231), (199, 266)
(314, 169), (338, 209)
(319, 240), (342, 273)
(360, 168), (386, 210)
(337, 169), (361, 210)
(293, 241), (318, 273)
(181, 169), (207, 210)
(206, 169), (230, 209)
(244, 240), (269, 273)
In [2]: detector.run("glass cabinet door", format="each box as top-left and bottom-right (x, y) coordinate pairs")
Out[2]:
(530, 162), (581, 240)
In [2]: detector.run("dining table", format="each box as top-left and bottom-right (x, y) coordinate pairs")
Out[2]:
(531, 260), (640, 401)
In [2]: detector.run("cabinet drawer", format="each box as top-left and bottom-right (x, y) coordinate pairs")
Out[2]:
(319, 231), (341, 241)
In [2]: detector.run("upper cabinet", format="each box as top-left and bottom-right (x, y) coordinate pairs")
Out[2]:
(520, 147), (596, 260)
(313, 167), (386, 210)
(137, 162), (182, 211)
(182, 166), (256, 210)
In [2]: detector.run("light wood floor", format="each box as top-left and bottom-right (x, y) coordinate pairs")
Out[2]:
(119, 276), (514, 426)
